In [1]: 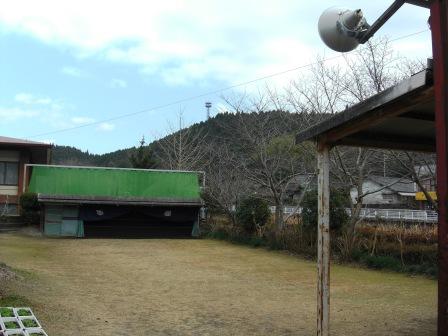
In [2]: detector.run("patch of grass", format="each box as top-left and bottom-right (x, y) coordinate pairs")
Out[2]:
(0, 307), (14, 317)
(12, 267), (37, 280)
(405, 263), (438, 278)
(361, 255), (402, 271)
(4, 320), (20, 329)
(207, 230), (230, 241)
(17, 308), (32, 316)
(207, 230), (266, 248)
(0, 294), (30, 307)
(351, 251), (438, 278)
(21, 318), (38, 328)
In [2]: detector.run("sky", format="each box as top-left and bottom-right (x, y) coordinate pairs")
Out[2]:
(0, 1), (432, 154)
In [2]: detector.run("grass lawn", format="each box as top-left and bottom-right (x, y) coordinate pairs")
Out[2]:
(0, 233), (436, 336)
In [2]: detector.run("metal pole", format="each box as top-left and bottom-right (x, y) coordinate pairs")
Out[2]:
(317, 144), (330, 336)
(359, 0), (405, 43)
(431, 1), (448, 334)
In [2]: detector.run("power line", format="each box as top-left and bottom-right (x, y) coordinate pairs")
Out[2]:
(26, 29), (430, 139)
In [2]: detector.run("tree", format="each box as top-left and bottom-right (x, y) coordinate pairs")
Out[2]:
(155, 113), (209, 171)
(129, 136), (158, 169)
(220, 92), (319, 231)
(390, 151), (437, 210)
(290, 37), (424, 237)
(202, 145), (251, 226)
(301, 188), (349, 233)
(236, 196), (270, 234)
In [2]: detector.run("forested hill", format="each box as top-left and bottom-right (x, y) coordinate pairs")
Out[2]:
(51, 111), (319, 167)
(52, 145), (135, 167)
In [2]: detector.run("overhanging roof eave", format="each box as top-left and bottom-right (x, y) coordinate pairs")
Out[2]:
(295, 68), (434, 151)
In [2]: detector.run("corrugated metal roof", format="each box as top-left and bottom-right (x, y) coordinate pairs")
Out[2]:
(28, 165), (202, 205)
(0, 136), (52, 147)
(368, 175), (415, 193)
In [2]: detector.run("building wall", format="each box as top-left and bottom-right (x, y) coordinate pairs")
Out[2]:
(350, 180), (402, 206)
(44, 204), (84, 237)
(0, 150), (22, 215)
(0, 146), (50, 217)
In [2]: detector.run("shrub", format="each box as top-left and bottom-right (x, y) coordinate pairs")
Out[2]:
(235, 197), (270, 234)
(301, 188), (349, 233)
(361, 254), (402, 271)
(19, 192), (40, 225)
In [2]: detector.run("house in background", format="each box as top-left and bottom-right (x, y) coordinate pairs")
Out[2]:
(286, 174), (417, 209)
(413, 164), (437, 209)
(0, 136), (51, 217)
(350, 175), (416, 208)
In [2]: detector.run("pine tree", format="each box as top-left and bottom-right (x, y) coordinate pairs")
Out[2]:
(129, 136), (158, 169)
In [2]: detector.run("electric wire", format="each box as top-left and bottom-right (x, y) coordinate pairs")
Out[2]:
(25, 28), (430, 139)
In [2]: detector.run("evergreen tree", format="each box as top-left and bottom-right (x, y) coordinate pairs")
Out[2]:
(129, 136), (158, 169)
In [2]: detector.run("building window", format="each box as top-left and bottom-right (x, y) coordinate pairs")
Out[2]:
(0, 203), (18, 216)
(0, 162), (19, 186)
(382, 194), (394, 201)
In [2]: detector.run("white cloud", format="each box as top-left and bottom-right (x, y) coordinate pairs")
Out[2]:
(0, 1), (432, 87)
(2, 93), (73, 128)
(15, 93), (53, 105)
(71, 116), (95, 124)
(97, 122), (115, 131)
(61, 66), (86, 78)
(109, 78), (127, 88)
(0, 107), (40, 121)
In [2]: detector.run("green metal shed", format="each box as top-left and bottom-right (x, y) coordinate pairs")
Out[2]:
(27, 165), (203, 238)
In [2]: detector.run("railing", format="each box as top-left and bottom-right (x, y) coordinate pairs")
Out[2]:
(348, 208), (438, 223)
(269, 206), (300, 215)
(268, 206), (438, 223)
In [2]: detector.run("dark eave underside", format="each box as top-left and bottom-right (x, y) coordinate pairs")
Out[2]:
(295, 68), (436, 152)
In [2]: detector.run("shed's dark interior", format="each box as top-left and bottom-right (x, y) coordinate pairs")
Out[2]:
(82, 205), (198, 238)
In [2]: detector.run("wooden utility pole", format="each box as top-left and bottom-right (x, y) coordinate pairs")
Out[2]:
(317, 143), (330, 336)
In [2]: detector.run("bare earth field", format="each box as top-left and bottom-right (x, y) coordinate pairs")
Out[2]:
(0, 233), (436, 336)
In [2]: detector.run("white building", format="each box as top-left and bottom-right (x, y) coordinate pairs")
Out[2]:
(350, 175), (416, 208)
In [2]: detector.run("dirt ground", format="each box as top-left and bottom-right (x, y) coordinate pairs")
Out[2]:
(0, 234), (436, 336)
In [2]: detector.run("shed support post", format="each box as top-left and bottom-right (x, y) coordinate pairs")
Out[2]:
(431, 1), (448, 335)
(317, 144), (330, 336)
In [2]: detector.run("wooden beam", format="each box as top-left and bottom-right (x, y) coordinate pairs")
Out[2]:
(325, 88), (434, 143)
(317, 144), (330, 336)
(398, 110), (435, 121)
(430, 1), (448, 334)
(335, 133), (436, 152)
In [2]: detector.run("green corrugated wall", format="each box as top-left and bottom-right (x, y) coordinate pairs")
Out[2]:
(28, 166), (201, 200)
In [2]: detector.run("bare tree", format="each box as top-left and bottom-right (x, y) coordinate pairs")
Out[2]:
(221, 91), (318, 231)
(290, 37), (425, 238)
(156, 112), (209, 171)
(203, 145), (251, 226)
(390, 151), (437, 210)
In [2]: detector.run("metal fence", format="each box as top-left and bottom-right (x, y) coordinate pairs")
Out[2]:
(352, 208), (438, 223)
(269, 206), (300, 215)
(269, 206), (438, 223)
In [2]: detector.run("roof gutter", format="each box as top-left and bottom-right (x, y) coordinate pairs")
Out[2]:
(37, 194), (203, 207)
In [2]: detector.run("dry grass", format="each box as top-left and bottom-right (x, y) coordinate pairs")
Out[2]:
(357, 224), (438, 244)
(0, 233), (437, 336)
